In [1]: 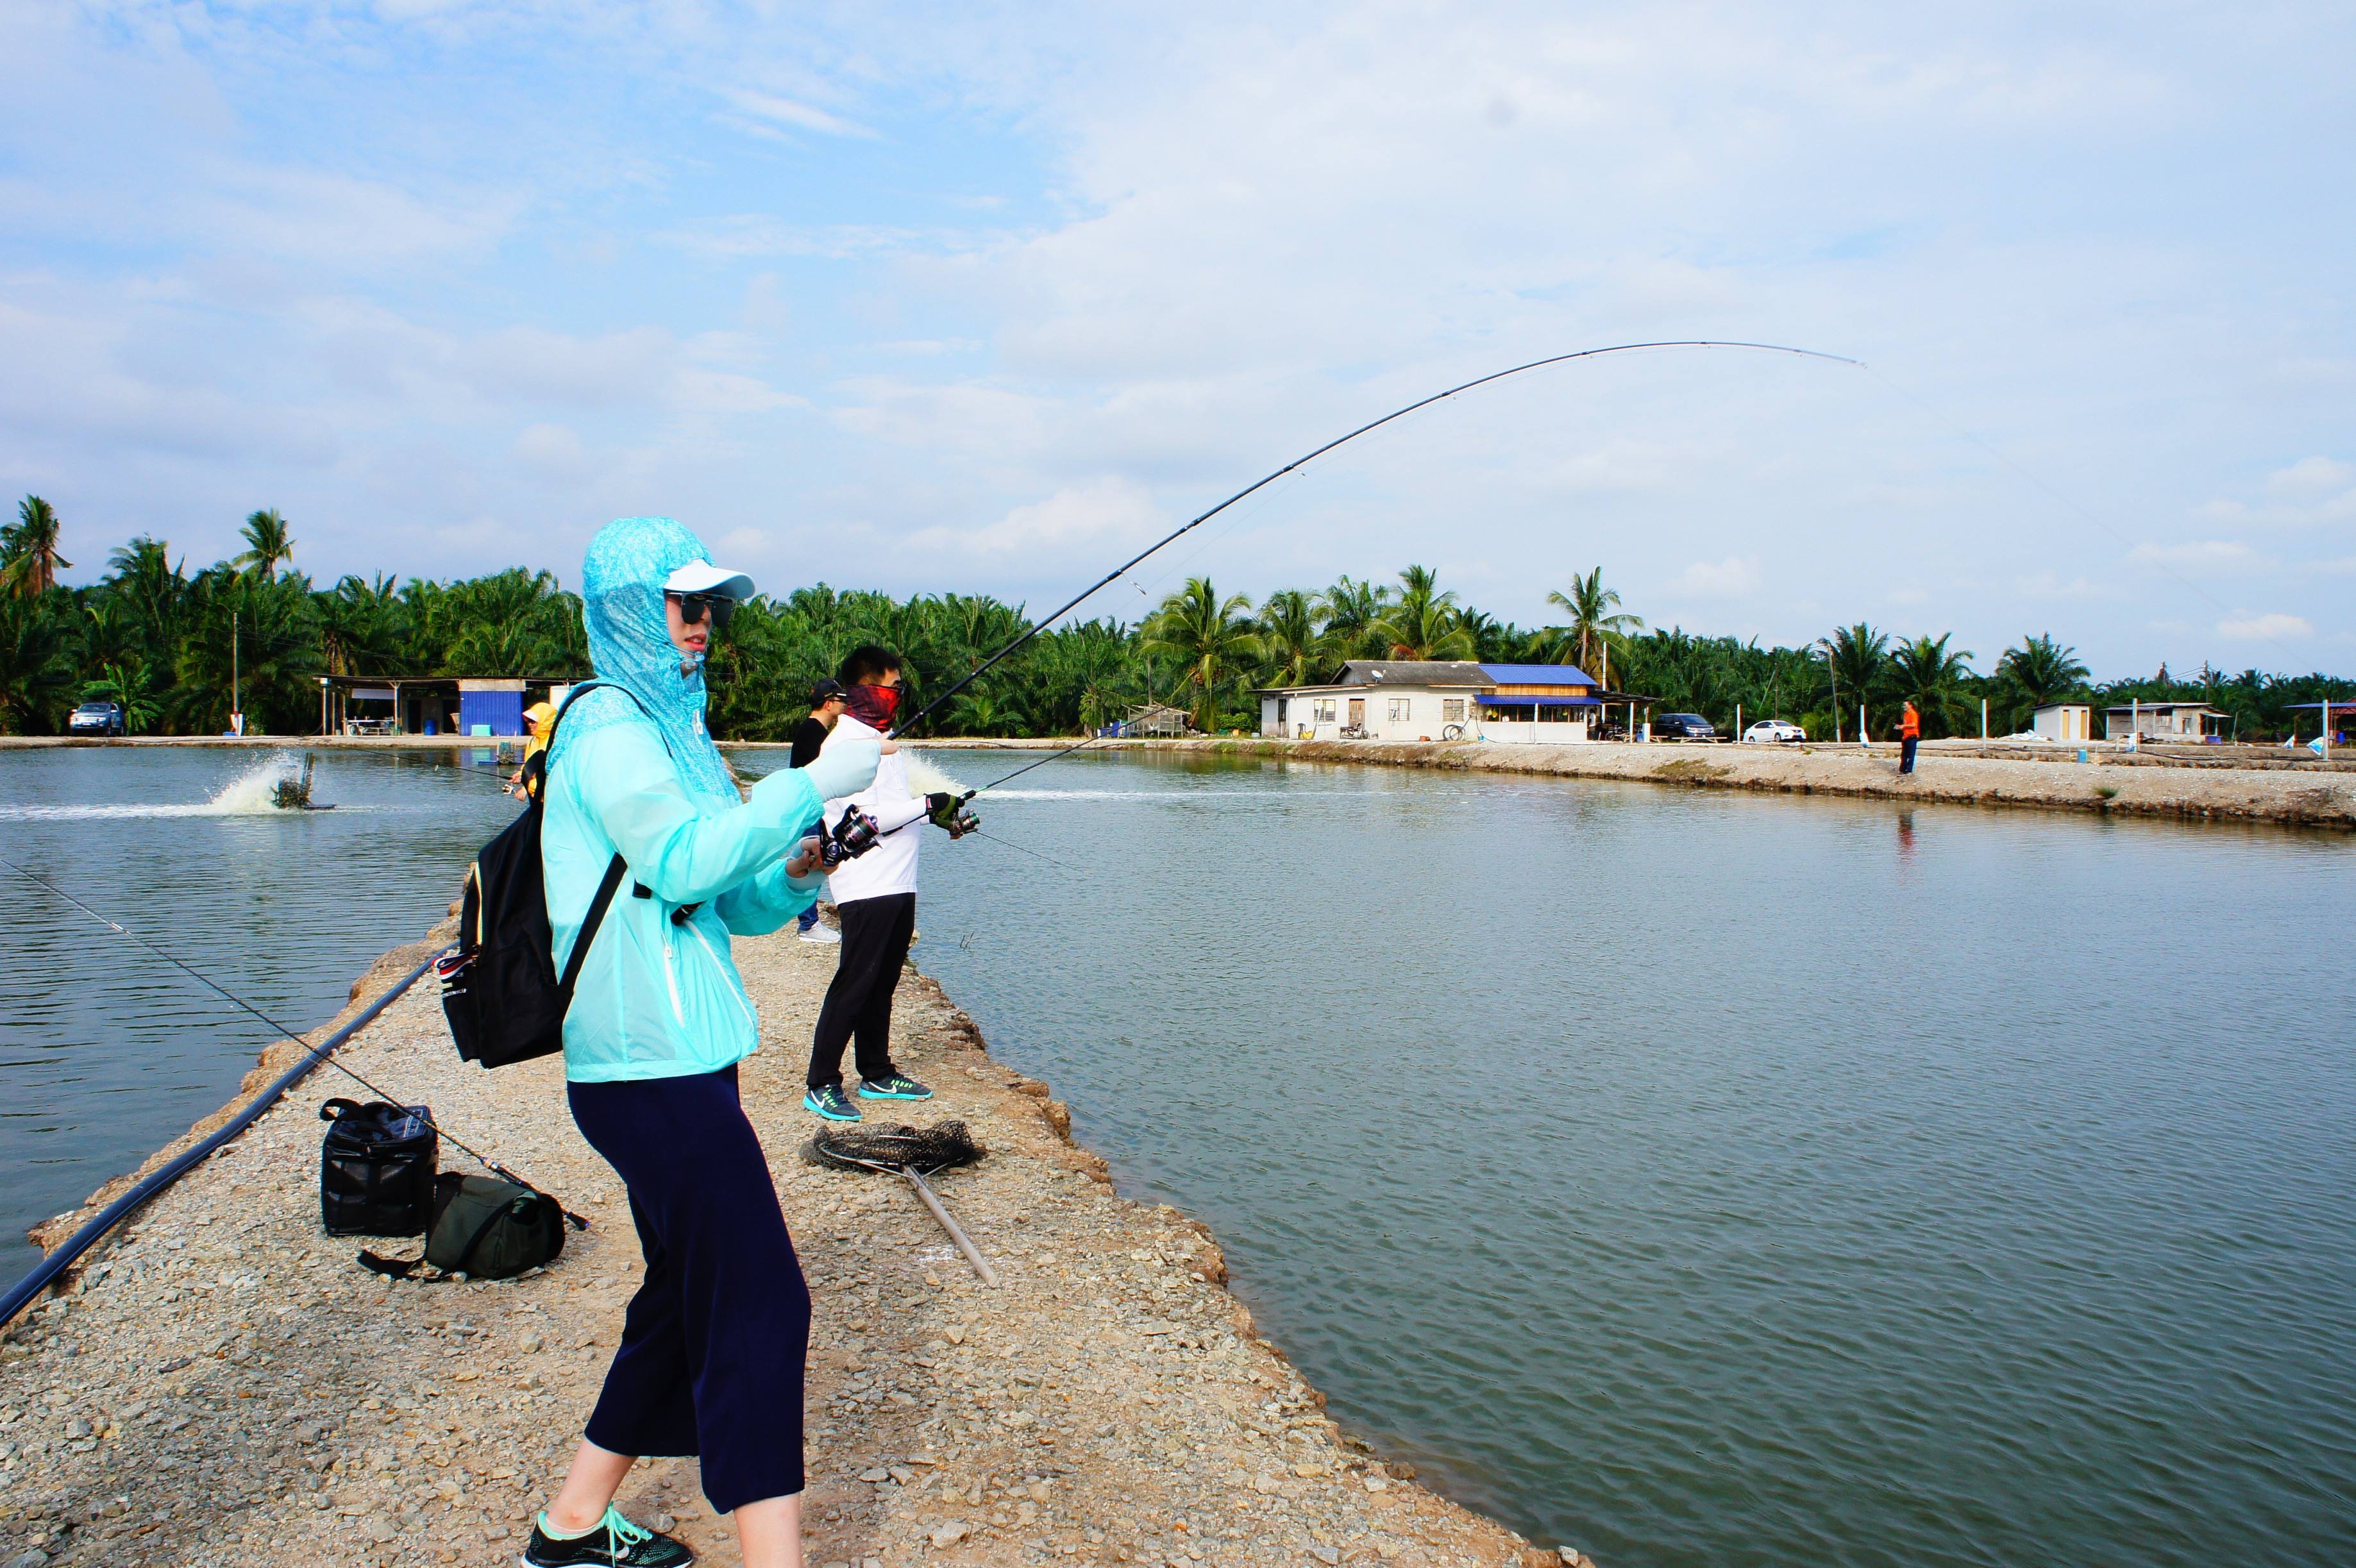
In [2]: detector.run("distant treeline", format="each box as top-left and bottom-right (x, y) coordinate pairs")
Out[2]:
(3, 496), (2349, 741)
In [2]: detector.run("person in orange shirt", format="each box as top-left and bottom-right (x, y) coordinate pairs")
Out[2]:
(1899, 700), (1921, 774)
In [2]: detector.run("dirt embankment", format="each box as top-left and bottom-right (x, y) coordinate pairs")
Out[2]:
(1066, 737), (2355, 829)
(3, 926), (1571, 1568)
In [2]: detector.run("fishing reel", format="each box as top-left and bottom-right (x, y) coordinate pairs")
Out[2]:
(818, 805), (882, 868)
(926, 791), (980, 840)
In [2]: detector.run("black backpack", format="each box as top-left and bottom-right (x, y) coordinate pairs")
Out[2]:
(319, 1099), (439, 1235)
(441, 682), (635, 1069)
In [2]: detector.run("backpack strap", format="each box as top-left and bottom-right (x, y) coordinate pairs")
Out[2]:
(559, 855), (628, 1001)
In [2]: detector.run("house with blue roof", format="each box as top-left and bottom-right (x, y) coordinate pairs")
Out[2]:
(1256, 661), (1608, 743)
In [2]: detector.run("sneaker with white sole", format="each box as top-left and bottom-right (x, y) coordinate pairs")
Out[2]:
(799, 923), (841, 944)
(858, 1072), (934, 1101)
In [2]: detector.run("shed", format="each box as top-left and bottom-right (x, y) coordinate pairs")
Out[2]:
(2103, 702), (2230, 742)
(2031, 703), (2094, 742)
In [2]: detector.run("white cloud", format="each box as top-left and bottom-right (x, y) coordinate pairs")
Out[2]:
(2128, 539), (2269, 571)
(2217, 612), (2313, 641)
(1670, 555), (1762, 598)
(2017, 572), (2119, 602)
(2265, 455), (2355, 496)
(913, 477), (1163, 557)
(718, 88), (874, 139)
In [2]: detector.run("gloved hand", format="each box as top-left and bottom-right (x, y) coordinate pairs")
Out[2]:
(802, 730), (882, 802)
(927, 791), (979, 838)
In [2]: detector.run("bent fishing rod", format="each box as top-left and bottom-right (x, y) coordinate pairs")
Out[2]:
(1, 857), (578, 1220)
(889, 339), (1861, 743)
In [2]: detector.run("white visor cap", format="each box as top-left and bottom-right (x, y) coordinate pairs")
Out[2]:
(663, 561), (755, 602)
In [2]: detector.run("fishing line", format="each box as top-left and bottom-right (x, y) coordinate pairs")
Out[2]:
(1, 857), (576, 1217)
(889, 339), (1862, 739)
(1858, 362), (2234, 618)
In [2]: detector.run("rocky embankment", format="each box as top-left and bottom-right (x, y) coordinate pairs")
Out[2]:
(2, 924), (1570, 1568)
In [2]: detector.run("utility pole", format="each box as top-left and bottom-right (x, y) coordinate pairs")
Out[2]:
(231, 610), (241, 738)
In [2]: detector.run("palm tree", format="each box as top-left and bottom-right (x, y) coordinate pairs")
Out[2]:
(1546, 568), (1642, 684)
(315, 573), (410, 676)
(1368, 565), (1474, 661)
(1314, 575), (1392, 661)
(1141, 577), (1261, 732)
(3, 496), (71, 599)
(0, 594), (74, 731)
(1256, 589), (1327, 687)
(237, 509), (295, 581)
(1822, 623), (1888, 737)
(1887, 632), (1976, 737)
(1996, 633), (2090, 709)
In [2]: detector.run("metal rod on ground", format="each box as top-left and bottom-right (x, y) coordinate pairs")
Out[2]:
(902, 1168), (998, 1286)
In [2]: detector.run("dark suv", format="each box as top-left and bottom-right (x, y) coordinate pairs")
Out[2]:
(1654, 712), (1717, 741)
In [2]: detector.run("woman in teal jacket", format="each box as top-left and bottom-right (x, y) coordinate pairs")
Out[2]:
(524, 516), (878, 1568)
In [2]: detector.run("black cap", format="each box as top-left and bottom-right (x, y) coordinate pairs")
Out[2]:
(809, 678), (846, 705)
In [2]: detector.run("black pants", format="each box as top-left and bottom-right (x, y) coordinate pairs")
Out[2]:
(566, 1066), (811, 1513)
(1899, 735), (1919, 773)
(807, 892), (915, 1090)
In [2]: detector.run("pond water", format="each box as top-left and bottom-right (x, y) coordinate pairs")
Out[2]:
(829, 748), (2356, 1568)
(0, 747), (522, 1295)
(6, 745), (2353, 1568)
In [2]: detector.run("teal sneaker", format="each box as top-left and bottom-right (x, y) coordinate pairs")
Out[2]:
(803, 1083), (861, 1122)
(858, 1072), (934, 1101)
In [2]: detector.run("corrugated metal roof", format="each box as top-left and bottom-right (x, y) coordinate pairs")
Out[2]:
(1331, 661), (1493, 686)
(1479, 662), (1597, 685)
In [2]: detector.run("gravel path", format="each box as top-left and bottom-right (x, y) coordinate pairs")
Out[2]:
(3, 923), (1561, 1568)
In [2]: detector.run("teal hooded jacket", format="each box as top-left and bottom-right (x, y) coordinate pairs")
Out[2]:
(541, 517), (826, 1083)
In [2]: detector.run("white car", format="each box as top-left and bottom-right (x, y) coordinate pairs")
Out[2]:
(1742, 719), (1806, 744)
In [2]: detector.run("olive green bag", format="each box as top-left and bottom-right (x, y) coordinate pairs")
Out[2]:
(357, 1173), (566, 1281)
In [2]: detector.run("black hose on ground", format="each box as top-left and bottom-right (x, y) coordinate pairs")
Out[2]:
(0, 952), (436, 1330)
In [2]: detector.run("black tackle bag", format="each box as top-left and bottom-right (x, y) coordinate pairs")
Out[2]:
(358, 1173), (567, 1281)
(441, 682), (634, 1069)
(319, 1098), (439, 1236)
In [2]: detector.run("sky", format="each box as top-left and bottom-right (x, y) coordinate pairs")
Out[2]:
(2, 0), (2351, 679)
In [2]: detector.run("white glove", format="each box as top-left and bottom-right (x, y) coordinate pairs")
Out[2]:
(802, 730), (881, 802)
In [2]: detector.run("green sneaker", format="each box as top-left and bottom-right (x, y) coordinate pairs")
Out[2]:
(804, 1083), (861, 1121)
(858, 1072), (934, 1101)
(522, 1506), (693, 1566)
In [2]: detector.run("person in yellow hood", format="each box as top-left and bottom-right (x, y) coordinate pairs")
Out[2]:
(507, 700), (560, 800)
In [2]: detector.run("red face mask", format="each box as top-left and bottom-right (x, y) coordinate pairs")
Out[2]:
(845, 682), (901, 729)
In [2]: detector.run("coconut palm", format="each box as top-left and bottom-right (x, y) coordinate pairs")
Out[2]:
(1369, 565), (1474, 662)
(1996, 634), (2090, 709)
(237, 509), (296, 581)
(1315, 575), (1392, 661)
(1256, 589), (1327, 687)
(1887, 632), (1976, 736)
(1545, 568), (1642, 684)
(1142, 577), (1261, 732)
(3, 496), (71, 599)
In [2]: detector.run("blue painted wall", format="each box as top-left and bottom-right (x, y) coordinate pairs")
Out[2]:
(458, 689), (525, 736)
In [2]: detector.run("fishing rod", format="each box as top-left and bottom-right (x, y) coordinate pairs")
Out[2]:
(1, 857), (577, 1218)
(889, 339), (1862, 739)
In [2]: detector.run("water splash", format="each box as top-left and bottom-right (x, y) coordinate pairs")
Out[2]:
(0, 754), (321, 820)
(900, 748), (971, 799)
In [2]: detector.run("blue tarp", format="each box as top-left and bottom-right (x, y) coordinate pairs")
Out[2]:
(457, 688), (525, 736)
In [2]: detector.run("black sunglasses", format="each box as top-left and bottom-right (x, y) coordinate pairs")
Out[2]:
(666, 591), (736, 631)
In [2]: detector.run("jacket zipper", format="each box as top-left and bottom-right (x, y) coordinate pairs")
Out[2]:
(661, 932), (685, 1024)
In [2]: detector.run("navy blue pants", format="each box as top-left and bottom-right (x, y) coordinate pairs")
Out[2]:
(567, 1065), (810, 1513)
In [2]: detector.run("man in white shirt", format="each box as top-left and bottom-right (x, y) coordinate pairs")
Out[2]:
(802, 645), (974, 1122)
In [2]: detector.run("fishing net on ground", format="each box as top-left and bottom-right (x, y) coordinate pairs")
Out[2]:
(801, 1120), (986, 1176)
